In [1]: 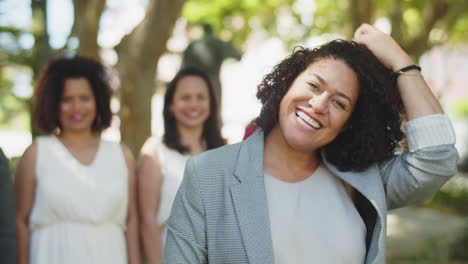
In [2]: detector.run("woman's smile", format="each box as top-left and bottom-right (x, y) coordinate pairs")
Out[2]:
(277, 58), (359, 152)
(295, 108), (322, 130)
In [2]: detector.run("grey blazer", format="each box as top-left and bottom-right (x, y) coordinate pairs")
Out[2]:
(163, 114), (458, 264)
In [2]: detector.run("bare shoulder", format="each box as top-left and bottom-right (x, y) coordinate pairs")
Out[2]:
(140, 139), (164, 173)
(19, 142), (38, 167)
(15, 142), (38, 180)
(138, 137), (161, 164)
(139, 137), (158, 156)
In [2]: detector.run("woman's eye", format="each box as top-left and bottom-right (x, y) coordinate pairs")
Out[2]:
(308, 82), (319, 90)
(334, 100), (346, 110)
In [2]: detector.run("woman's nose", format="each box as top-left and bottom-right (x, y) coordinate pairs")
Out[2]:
(308, 93), (329, 114)
(69, 99), (79, 110)
(188, 99), (201, 108)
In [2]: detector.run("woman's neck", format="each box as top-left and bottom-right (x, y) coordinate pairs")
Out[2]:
(57, 130), (100, 146)
(263, 126), (320, 182)
(177, 124), (205, 155)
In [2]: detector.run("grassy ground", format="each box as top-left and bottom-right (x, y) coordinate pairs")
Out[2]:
(403, 173), (468, 263)
(423, 187), (468, 216)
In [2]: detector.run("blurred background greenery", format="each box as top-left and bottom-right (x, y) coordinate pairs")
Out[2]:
(2, 0), (468, 152)
(1, 0), (468, 262)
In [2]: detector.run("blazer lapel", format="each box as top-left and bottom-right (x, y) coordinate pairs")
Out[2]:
(230, 130), (274, 264)
(321, 154), (386, 220)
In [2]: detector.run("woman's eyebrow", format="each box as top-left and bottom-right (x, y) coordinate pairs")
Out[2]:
(312, 73), (352, 103)
(336, 92), (352, 104)
(312, 73), (327, 86)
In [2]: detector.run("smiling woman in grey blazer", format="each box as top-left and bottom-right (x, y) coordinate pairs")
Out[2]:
(163, 24), (458, 264)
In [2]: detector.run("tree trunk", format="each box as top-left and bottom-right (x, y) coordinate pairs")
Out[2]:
(115, 0), (186, 155)
(30, 0), (52, 138)
(353, 0), (461, 62)
(389, 0), (460, 61)
(389, 0), (405, 46)
(72, 0), (106, 60)
(350, 0), (374, 37)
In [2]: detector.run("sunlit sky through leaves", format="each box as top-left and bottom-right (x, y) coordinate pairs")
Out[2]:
(1, 0), (148, 49)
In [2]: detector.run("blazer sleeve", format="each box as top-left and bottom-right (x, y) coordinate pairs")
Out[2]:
(378, 114), (459, 210)
(163, 157), (208, 264)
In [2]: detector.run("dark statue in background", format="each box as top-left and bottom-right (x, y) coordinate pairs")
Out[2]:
(181, 24), (241, 107)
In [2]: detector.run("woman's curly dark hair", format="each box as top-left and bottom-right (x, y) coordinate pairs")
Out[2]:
(163, 67), (226, 154)
(33, 55), (112, 134)
(256, 40), (404, 171)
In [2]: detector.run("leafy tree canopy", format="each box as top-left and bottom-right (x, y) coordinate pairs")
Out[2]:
(183, 0), (468, 58)
(182, 0), (295, 47)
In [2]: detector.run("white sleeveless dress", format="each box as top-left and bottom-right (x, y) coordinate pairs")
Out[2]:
(152, 138), (189, 238)
(30, 136), (129, 264)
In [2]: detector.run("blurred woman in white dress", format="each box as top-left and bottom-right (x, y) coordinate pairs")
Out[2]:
(14, 56), (141, 264)
(137, 68), (225, 264)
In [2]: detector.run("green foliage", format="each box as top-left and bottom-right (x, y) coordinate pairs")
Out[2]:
(423, 187), (468, 216)
(311, 0), (350, 36)
(183, 0), (468, 56)
(8, 156), (20, 175)
(182, 0), (295, 47)
(403, 8), (423, 35)
(453, 99), (468, 119)
(1, 1), (56, 133)
(451, 15), (468, 43)
(0, 65), (30, 131)
(0, 27), (30, 129)
(449, 224), (468, 260)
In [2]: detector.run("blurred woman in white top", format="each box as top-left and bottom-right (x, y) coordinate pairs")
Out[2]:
(14, 55), (141, 264)
(137, 67), (226, 264)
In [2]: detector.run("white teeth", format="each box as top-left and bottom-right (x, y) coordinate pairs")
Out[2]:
(71, 114), (84, 121)
(187, 112), (200, 118)
(296, 111), (321, 129)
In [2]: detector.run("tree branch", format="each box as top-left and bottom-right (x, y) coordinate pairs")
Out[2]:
(350, 0), (374, 35)
(72, 0), (106, 60)
(406, 0), (448, 58)
(389, 0), (405, 46)
(440, 0), (468, 39)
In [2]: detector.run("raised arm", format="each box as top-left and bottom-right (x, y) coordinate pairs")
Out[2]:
(354, 24), (458, 209)
(14, 144), (37, 264)
(353, 23), (443, 120)
(137, 138), (164, 264)
(121, 144), (141, 264)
